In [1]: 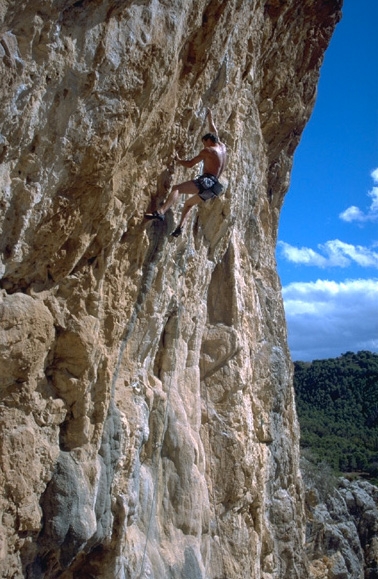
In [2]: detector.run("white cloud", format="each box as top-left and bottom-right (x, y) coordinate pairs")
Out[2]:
(278, 240), (378, 268)
(339, 167), (378, 223)
(282, 278), (378, 361)
(278, 242), (327, 267)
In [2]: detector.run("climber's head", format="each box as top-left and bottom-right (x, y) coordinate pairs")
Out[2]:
(202, 133), (218, 145)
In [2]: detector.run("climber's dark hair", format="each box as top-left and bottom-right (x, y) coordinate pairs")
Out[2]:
(202, 132), (218, 144)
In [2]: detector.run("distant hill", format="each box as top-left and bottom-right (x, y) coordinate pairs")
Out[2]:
(293, 351), (378, 480)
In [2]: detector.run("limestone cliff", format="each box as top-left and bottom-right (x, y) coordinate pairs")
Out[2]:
(0, 1), (342, 577)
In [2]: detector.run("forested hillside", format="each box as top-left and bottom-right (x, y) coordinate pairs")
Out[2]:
(294, 351), (378, 480)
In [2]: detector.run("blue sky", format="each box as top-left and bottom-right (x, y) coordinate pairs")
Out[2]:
(276, 0), (378, 361)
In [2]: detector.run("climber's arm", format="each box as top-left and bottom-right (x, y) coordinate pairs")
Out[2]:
(175, 150), (206, 169)
(206, 109), (218, 138)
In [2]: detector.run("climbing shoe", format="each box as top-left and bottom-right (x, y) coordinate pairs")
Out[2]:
(145, 210), (165, 221)
(171, 226), (182, 237)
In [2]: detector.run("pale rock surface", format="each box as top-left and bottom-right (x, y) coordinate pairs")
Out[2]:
(0, 0), (342, 577)
(305, 478), (378, 579)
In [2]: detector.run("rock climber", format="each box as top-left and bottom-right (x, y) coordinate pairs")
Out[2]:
(145, 109), (227, 237)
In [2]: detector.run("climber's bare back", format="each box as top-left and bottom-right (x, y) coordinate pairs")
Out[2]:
(201, 142), (227, 178)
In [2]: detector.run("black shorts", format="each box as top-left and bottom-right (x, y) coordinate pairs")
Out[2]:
(194, 173), (224, 201)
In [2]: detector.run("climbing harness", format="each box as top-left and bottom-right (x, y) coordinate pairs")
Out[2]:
(195, 173), (224, 201)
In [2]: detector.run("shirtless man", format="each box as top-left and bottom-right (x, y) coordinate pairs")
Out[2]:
(145, 109), (227, 237)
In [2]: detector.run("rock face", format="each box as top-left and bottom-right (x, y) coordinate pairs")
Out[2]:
(0, 1), (341, 577)
(304, 476), (378, 579)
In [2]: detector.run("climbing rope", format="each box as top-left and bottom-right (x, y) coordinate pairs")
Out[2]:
(137, 228), (191, 579)
(201, 246), (230, 579)
(202, 375), (227, 579)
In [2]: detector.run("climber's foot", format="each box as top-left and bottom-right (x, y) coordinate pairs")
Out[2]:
(171, 226), (182, 238)
(145, 210), (165, 221)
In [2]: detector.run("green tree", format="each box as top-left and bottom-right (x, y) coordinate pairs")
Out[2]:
(294, 351), (378, 482)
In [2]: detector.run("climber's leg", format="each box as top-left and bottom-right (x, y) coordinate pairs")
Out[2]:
(160, 180), (199, 214)
(179, 194), (202, 226)
(145, 180), (199, 221)
(171, 193), (202, 237)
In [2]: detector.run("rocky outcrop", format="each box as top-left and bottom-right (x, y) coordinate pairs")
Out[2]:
(304, 476), (378, 579)
(0, 1), (341, 577)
